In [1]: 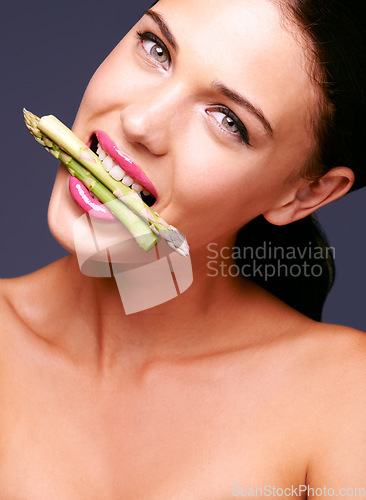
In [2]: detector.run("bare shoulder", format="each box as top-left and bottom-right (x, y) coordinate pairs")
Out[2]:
(0, 277), (32, 390)
(298, 321), (366, 493)
(292, 319), (366, 401)
(0, 277), (22, 327)
(303, 320), (366, 373)
(0, 275), (36, 349)
(0, 258), (67, 344)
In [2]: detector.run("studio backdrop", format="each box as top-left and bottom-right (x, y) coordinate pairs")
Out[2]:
(1, 0), (365, 330)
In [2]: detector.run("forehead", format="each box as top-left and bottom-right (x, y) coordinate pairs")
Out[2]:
(147, 0), (318, 141)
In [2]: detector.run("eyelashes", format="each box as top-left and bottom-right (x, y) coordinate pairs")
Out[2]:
(208, 106), (251, 146)
(135, 30), (251, 147)
(136, 31), (171, 69)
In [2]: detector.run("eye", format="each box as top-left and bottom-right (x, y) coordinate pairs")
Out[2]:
(211, 111), (239, 133)
(208, 106), (251, 146)
(137, 31), (171, 69)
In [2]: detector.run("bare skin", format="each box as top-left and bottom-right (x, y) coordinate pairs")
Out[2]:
(1, 0), (366, 497)
(0, 257), (366, 499)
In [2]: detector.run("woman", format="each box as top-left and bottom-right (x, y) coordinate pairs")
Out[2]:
(1, 0), (366, 497)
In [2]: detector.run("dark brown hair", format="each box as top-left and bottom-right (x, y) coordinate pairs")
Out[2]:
(237, 0), (366, 320)
(276, 0), (366, 191)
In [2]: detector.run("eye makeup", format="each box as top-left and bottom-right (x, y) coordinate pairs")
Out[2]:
(135, 28), (252, 147)
(208, 106), (251, 146)
(136, 31), (171, 68)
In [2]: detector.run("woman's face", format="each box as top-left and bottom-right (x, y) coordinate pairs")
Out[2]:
(48, 0), (318, 254)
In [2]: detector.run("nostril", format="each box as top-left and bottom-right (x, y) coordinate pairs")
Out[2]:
(120, 107), (169, 156)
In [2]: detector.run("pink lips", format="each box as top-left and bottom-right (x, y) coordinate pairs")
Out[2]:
(95, 130), (158, 200)
(69, 130), (157, 220)
(69, 176), (116, 221)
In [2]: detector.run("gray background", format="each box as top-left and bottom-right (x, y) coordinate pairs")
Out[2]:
(1, 0), (365, 330)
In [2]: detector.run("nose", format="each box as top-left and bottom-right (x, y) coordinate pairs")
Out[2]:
(120, 81), (185, 155)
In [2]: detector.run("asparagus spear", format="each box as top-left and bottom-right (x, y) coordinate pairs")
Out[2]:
(24, 111), (157, 251)
(23, 109), (190, 257)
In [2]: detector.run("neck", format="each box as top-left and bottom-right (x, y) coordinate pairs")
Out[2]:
(59, 233), (260, 365)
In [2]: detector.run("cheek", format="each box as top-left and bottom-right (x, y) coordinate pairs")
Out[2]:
(169, 130), (303, 246)
(78, 42), (139, 114)
(172, 130), (280, 214)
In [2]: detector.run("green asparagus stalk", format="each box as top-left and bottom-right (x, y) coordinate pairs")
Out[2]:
(24, 110), (157, 251)
(24, 110), (190, 257)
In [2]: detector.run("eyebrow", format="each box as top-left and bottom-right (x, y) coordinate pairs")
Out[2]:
(144, 10), (178, 52)
(212, 81), (273, 136)
(144, 10), (273, 137)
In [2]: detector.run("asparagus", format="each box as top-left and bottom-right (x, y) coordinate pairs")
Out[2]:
(23, 109), (190, 257)
(24, 110), (157, 251)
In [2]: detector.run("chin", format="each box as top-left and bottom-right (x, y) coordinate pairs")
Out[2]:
(47, 167), (160, 267)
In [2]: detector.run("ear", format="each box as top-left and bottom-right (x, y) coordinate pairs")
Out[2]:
(263, 167), (355, 226)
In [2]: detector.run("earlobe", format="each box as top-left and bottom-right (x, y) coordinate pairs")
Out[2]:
(263, 166), (355, 226)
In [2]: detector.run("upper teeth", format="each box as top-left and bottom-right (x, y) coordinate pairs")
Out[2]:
(96, 144), (152, 197)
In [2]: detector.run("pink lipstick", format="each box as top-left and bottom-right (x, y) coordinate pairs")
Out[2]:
(69, 176), (116, 221)
(95, 130), (158, 200)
